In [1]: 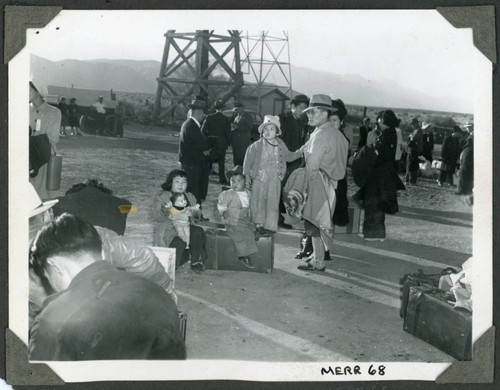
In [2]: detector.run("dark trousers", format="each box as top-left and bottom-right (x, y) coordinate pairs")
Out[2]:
(170, 225), (207, 268)
(95, 113), (106, 134)
(439, 170), (455, 185)
(233, 144), (249, 166)
(362, 182), (386, 239)
(181, 162), (209, 204)
(114, 116), (123, 137)
(211, 150), (227, 183)
(404, 170), (418, 184)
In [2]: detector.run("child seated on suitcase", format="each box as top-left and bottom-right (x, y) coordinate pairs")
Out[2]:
(169, 192), (200, 249)
(217, 165), (258, 269)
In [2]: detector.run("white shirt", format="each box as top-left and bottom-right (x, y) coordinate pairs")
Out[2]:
(236, 190), (250, 208)
(92, 101), (106, 114)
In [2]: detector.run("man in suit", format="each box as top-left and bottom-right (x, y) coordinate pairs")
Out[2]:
(202, 100), (231, 184)
(231, 102), (252, 166)
(422, 121), (435, 163)
(357, 117), (372, 151)
(179, 98), (210, 205)
(29, 213), (186, 361)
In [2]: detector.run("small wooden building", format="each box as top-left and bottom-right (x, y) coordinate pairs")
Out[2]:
(238, 85), (304, 116)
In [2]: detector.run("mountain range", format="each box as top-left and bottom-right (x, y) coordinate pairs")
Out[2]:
(30, 54), (471, 114)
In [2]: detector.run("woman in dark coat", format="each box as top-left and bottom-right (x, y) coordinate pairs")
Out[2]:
(359, 110), (405, 241)
(438, 126), (462, 187)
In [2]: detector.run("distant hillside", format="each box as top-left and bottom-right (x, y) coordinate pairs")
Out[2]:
(290, 65), (471, 114)
(31, 55), (159, 94)
(30, 55), (471, 114)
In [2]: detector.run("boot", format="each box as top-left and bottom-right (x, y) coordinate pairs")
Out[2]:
(295, 233), (313, 259)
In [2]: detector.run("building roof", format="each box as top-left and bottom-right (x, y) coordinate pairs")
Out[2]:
(46, 85), (118, 109)
(240, 83), (303, 100)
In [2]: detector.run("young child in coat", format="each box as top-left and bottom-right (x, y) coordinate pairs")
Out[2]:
(243, 115), (303, 234)
(217, 166), (257, 269)
(169, 192), (200, 249)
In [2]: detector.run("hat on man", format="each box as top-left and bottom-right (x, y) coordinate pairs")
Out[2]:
(411, 118), (419, 125)
(303, 94), (336, 113)
(28, 183), (58, 218)
(233, 102), (245, 108)
(258, 115), (282, 135)
(464, 120), (474, 128)
(187, 99), (207, 110)
(213, 100), (225, 110)
(226, 165), (244, 180)
(421, 121), (431, 130)
(290, 94), (310, 105)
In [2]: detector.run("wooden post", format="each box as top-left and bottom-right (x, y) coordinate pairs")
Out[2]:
(153, 30), (175, 121)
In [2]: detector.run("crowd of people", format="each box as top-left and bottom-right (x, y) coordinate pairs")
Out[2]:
(56, 94), (125, 137)
(27, 80), (475, 361)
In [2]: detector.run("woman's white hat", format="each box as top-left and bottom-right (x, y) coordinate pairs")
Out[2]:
(28, 183), (58, 218)
(258, 115), (282, 135)
(421, 121), (432, 130)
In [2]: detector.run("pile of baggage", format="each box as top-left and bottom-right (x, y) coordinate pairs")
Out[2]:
(400, 259), (473, 360)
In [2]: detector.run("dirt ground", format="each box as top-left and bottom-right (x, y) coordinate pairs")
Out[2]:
(54, 122), (473, 363)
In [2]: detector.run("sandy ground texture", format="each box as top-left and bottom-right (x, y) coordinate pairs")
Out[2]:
(53, 123), (473, 363)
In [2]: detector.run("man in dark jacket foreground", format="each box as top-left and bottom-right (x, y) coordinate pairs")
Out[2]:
(29, 213), (186, 361)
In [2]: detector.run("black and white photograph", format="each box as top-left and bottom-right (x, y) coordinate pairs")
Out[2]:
(6, 7), (493, 384)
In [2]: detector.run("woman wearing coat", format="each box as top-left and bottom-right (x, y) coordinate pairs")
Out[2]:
(358, 110), (405, 241)
(153, 169), (207, 271)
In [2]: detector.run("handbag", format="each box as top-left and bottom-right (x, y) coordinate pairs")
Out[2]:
(351, 145), (377, 188)
(46, 145), (62, 190)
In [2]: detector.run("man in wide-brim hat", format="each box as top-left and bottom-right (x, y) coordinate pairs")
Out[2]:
(201, 99), (232, 184)
(179, 98), (211, 207)
(297, 94), (349, 272)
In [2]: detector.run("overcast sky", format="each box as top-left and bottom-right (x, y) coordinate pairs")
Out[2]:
(26, 10), (477, 112)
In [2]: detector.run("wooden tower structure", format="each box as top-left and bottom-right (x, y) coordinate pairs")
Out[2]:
(239, 31), (293, 111)
(152, 30), (244, 122)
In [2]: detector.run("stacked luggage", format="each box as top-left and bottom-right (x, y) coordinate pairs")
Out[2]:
(400, 268), (472, 361)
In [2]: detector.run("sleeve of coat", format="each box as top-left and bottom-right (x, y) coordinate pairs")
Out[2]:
(243, 143), (255, 176)
(45, 107), (62, 153)
(97, 226), (177, 303)
(281, 141), (303, 162)
(217, 191), (230, 213)
(305, 137), (327, 180)
(29, 315), (60, 360)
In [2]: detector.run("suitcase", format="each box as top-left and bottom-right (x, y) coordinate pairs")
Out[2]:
(205, 228), (274, 273)
(333, 207), (361, 234)
(399, 268), (458, 318)
(403, 286), (472, 360)
(399, 269), (440, 318)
